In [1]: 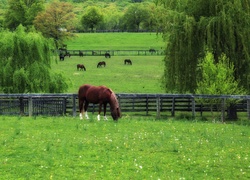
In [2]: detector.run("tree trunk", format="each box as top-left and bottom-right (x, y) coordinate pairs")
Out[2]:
(227, 104), (238, 120)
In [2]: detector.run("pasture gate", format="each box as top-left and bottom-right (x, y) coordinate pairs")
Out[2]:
(0, 94), (249, 121)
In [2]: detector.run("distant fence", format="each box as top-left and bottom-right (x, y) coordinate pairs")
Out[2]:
(0, 94), (249, 121)
(59, 49), (164, 56)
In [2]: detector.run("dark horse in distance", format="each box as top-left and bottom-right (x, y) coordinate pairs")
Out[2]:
(124, 59), (132, 65)
(77, 64), (86, 71)
(97, 61), (106, 68)
(78, 84), (121, 121)
(105, 52), (111, 58)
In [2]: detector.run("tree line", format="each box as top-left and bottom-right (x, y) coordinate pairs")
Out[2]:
(1, 0), (158, 46)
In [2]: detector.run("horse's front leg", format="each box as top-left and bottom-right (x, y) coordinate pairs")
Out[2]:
(84, 101), (89, 119)
(103, 103), (108, 120)
(97, 103), (103, 121)
(79, 99), (84, 120)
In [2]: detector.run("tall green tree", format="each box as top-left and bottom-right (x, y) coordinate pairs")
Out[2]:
(34, 1), (76, 48)
(4, 0), (44, 30)
(101, 4), (122, 31)
(81, 6), (103, 32)
(156, 0), (250, 93)
(122, 4), (150, 31)
(0, 25), (68, 93)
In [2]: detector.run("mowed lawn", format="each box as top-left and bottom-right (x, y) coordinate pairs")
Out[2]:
(51, 55), (165, 93)
(0, 116), (249, 179)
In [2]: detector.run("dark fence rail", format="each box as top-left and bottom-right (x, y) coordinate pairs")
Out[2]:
(59, 49), (164, 56)
(0, 93), (249, 121)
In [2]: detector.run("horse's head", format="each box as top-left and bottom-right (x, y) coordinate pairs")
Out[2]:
(110, 91), (122, 121)
(111, 106), (121, 121)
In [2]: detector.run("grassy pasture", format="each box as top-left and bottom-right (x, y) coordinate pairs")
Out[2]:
(64, 33), (165, 50)
(2, 33), (249, 180)
(0, 116), (249, 179)
(57, 33), (165, 93)
(52, 55), (165, 93)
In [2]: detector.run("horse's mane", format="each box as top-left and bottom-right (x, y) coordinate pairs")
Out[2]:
(107, 88), (119, 108)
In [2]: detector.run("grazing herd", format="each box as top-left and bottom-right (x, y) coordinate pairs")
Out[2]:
(59, 51), (133, 71)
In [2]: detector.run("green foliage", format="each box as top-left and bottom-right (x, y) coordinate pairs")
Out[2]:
(81, 6), (104, 31)
(122, 4), (150, 31)
(196, 51), (246, 95)
(0, 25), (68, 93)
(0, 116), (249, 179)
(34, 1), (76, 48)
(4, 0), (44, 29)
(195, 51), (246, 119)
(49, 73), (69, 93)
(157, 0), (250, 94)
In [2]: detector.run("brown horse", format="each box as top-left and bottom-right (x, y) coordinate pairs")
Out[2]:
(78, 84), (121, 121)
(97, 61), (106, 68)
(77, 64), (86, 71)
(124, 59), (132, 65)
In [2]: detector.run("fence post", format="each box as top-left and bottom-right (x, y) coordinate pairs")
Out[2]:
(192, 98), (196, 119)
(156, 96), (160, 118)
(28, 96), (33, 117)
(247, 98), (250, 120)
(221, 98), (226, 122)
(146, 96), (149, 116)
(19, 97), (24, 115)
(171, 97), (175, 116)
(72, 94), (76, 117)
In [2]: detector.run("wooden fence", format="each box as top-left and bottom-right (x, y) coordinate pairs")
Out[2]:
(0, 93), (249, 121)
(59, 49), (164, 56)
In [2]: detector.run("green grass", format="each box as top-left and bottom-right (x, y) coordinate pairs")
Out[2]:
(0, 116), (249, 179)
(64, 33), (165, 50)
(52, 55), (165, 93)
(56, 33), (165, 93)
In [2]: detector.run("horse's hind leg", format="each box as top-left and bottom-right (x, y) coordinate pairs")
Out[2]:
(103, 103), (108, 120)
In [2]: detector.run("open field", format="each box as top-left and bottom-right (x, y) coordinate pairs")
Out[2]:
(0, 116), (249, 179)
(52, 55), (165, 93)
(64, 33), (165, 50)
(2, 34), (250, 179)
(57, 33), (165, 93)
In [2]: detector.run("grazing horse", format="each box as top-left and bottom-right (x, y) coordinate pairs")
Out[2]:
(77, 64), (86, 71)
(78, 84), (121, 121)
(149, 48), (156, 54)
(59, 53), (65, 61)
(79, 51), (84, 57)
(105, 52), (111, 58)
(124, 59), (132, 65)
(97, 61), (106, 68)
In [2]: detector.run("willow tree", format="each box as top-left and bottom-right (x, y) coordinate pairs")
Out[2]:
(156, 0), (250, 93)
(4, 0), (44, 30)
(0, 25), (68, 93)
